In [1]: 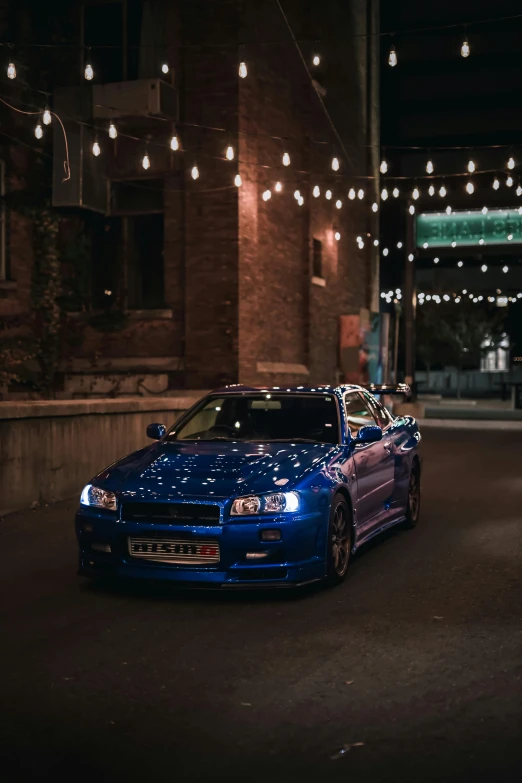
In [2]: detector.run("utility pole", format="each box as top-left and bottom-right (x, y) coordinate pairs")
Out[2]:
(404, 202), (416, 398)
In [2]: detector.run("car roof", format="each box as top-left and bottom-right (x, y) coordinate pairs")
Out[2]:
(210, 384), (366, 396)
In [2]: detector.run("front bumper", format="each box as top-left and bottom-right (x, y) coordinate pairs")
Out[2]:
(76, 507), (328, 587)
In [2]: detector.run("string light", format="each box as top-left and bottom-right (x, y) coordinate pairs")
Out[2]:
(446, 205), (452, 214)
(372, 202), (378, 212)
(275, 181), (283, 192)
(467, 160), (475, 173)
(493, 177), (500, 190)
(517, 185), (522, 196)
(335, 199), (342, 209)
(373, 239), (379, 247)
(466, 181), (474, 194)
(42, 108), (51, 125)
(262, 189), (271, 201)
(380, 159), (388, 174)
(482, 206), (488, 214)
(481, 264), (488, 272)
(191, 165), (200, 180)
(426, 160), (434, 174)
(7, 62), (16, 80)
(428, 185), (435, 196)
(460, 37), (470, 57)
(298, 195), (304, 206)
(434, 257), (440, 264)
(506, 176), (514, 187)
(170, 134), (179, 150)
(92, 139), (101, 157)
(225, 145), (234, 161)
(332, 157), (340, 171)
(348, 188), (355, 199)
(238, 61), (248, 79)
(408, 205), (415, 214)
(109, 122), (118, 139)
(397, 241), (403, 248)
(84, 62), (94, 81)
(294, 189), (301, 200)
(282, 151), (291, 166)
(503, 265), (509, 273)
(388, 43), (397, 67)
(392, 187), (399, 198)
(312, 54), (321, 66)
(325, 189), (332, 200)
(439, 185), (447, 197)
(383, 248), (389, 256)
(412, 187), (419, 200)
(507, 156), (515, 170)
(34, 123), (43, 140)
(381, 187), (388, 200)
(234, 174), (242, 187)
(161, 63), (169, 74)
(313, 185), (320, 197)
(357, 188), (364, 200)
(142, 152), (151, 170)
(334, 231), (341, 241)
(408, 253), (414, 262)
(458, 260), (464, 267)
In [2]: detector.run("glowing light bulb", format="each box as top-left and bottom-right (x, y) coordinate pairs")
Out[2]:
(325, 189), (332, 200)
(334, 231), (341, 241)
(388, 45), (397, 67)
(312, 185), (320, 198)
(467, 160), (475, 173)
(466, 181), (474, 194)
(412, 187), (419, 200)
(42, 108), (51, 126)
(426, 160), (434, 174)
(397, 241), (403, 248)
(446, 205), (452, 215)
(507, 156), (515, 170)
(434, 257), (439, 264)
(234, 174), (242, 187)
(517, 186), (522, 197)
(506, 176), (514, 187)
(225, 145), (234, 161)
(481, 264), (487, 272)
(275, 181), (283, 192)
(239, 61), (247, 79)
(142, 153), (150, 170)
(348, 188), (355, 200)
(503, 265), (509, 273)
(191, 165), (199, 180)
(383, 248), (389, 256)
(458, 260), (463, 267)
(335, 199), (342, 209)
(298, 195), (304, 206)
(493, 178), (500, 190)
(84, 62), (94, 81)
(392, 187), (399, 198)
(294, 190), (301, 200)
(332, 157), (340, 171)
(381, 188), (388, 200)
(408, 254), (414, 262)
(282, 151), (290, 166)
(439, 185), (447, 197)
(262, 189), (271, 201)
(357, 188), (364, 200)
(92, 140), (101, 157)
(7, 62), (16, 80)
(428, 185), (435, 196)
(482, 206), (488, 214)
(312, 54), (320, 66)
(109, 123), (117, 139)
(374, 239), (379, 247)
(170, 134), (180, 151)
(380, 160), (388, 174)
(372, 202), (378, 212)
(461, 39), (470, 58)
(162, 63), (169, 74)
(34, 123), (43, 140)
(409, 205), (415, 214)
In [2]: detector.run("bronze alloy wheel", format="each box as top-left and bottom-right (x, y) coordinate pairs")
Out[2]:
(326, 497), (352, 586)
(404, 465), (421, 528)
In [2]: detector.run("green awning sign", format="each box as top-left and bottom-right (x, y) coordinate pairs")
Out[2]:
(416, 208), (522, 248)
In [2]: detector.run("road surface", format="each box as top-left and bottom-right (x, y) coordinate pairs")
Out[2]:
(1, 429), (521, 782)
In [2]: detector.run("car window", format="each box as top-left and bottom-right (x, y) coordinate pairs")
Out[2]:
(344, 392), (377, 436)
(362, 392), (391, 430)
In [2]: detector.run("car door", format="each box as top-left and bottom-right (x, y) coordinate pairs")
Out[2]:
(361, 391), (395, 513)
(344, 392), (392, 538)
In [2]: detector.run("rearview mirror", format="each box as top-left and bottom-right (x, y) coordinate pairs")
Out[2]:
(353, 424), (382, 445)
(147, 423), (166, 440)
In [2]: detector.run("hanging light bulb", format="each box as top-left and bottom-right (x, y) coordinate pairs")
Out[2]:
(225, 145), (234, 161)
(492, 178), (500, 190)
(161, 62), (169, 74)
(506, 176), (514, 187)
(332, 157), (340, 171)
(397, 241), (403, 248)
(458, 260), (464, 267)
(481, 264), (488, 272)
(381, 188), (388, 200)
(380, 159), (388, 174)
(294, 189), (301, 200)
(383, 248), (389, 256)
(238, 61), (248, 79)
(460, 38), (470, 58)
(191, 165), (199, 180)
(109, 122), (118, 139)
(275, 181), (283, 192)
(234, 174), (242, 187)
(503, 265), (509, 273)
(392, 187), (399, 198)
(34, 123), (43, 140)
(142, 153), (151, 170)
(262, 189), (271, 201)
(170, 134), (180, 151)
(446, 205), (452, 215)
(312, 185), (320, 198)
(298, 196), (304, 206)
(92, 139), (101, 157)
(84, 62), (94, 81)
(507, 156), (515, 170)
(42, 108), (52, 126)
(467, 160), (475, 173)
(466, 181), (474, 194)
(426, 160), (434, 174)
(516, 185), (522, 197)
(373, 239), (379, 247)
(348, 188), (355, 200)
(334, 231), (341, 241)
(409, 205), (415, 214)
(428, 185), (435, 196)
(335, 199), (342, 209)
(439, 185), (447, 197)
(412, 187), (419, 200)
(282, 151), (290, 167)
(482, 206), (488, 214)
(357, 188), (364, 200)
(372, 202), (378, 212)
(312, 54), (321, 66)
(388, 44), (397, 67)
(7, 61), (16, 80)
(325, 189), (332, 200)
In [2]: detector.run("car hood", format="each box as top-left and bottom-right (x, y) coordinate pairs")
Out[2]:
(95, 440), (338, 501)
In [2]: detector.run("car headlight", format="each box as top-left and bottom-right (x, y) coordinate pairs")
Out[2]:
(230, 491), (299, 516)
(80, 484), (117, 511)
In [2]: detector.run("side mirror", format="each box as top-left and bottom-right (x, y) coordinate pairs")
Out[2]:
(353, 424), (382, 445)
(147, 423), (166, 440)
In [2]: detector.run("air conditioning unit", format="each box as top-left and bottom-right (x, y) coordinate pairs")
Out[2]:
(93, 79), (178, 120)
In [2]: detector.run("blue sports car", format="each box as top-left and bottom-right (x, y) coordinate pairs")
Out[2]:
(76, 384), (421, 588)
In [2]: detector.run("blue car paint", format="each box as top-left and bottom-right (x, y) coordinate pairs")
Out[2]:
(76, 385), (422, 587)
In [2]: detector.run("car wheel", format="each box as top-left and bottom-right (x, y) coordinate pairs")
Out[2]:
(326, 496), (352, 587)
(404, 463), (421, 528)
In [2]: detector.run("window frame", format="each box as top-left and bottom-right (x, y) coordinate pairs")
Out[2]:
(360, 391), (393, 431)
(343, 391), (378, 439)
(312, 237), (323, 280)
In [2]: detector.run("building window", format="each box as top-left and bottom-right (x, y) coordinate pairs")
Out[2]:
(312, 238), (323, 279)
(127, 213), (164, 309)
(480, 334), (509, 372)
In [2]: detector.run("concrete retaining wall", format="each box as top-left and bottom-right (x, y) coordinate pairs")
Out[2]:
(0, 397), (199, 516)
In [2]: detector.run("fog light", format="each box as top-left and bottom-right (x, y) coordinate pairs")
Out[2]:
(91, 542), (111, 553)
(246, 551), (269, 560)
(260, 529), (281, 542)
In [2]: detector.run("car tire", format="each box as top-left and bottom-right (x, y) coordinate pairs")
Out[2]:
(325, 495), (352, 587)
(403, 462), (421, 529)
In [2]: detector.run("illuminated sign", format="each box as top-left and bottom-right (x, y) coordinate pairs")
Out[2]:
(416, 208), (522, 248)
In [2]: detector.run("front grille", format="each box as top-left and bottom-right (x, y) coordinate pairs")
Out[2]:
(122, 502), (220, 525)
(128, 536), (220, 565)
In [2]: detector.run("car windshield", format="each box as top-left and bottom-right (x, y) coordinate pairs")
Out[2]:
(167, 394), (339, 444)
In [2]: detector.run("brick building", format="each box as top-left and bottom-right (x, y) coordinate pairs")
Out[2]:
(0, 0), (379, 397)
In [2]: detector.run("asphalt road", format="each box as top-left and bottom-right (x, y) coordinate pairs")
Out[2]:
(1, 429), (521, 783)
